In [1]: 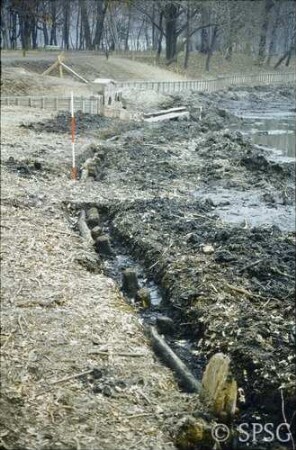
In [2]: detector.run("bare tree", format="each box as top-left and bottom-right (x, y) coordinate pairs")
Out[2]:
(62, 0), (71, 49)
(93, 0), (107, 50)
(257, 0), (274, 65)
(49, 0), (58, 45)
(1, 0), (10, 49)
(79, 0), (92, 49)
(265, 1), (282, 66)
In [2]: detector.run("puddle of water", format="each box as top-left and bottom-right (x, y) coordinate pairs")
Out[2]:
(193, 188), (295, 232)
(104, 253), (162, 306)
(243, 117), (295, 158)
(224, 101), (296, 159)
(101, 229), (205, 382)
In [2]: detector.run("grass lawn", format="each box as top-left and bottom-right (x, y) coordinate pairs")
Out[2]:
(124, 51), (296, 80)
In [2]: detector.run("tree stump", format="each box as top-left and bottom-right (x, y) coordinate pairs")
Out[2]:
(91, 226), (102, 240)
(122, 269), (139, 298)
(201, 353), (237, 418)
(86, 207), (100, 228)
(135, 287), (151, 307)
(95, 235), (113, 256)
(77, 210), (93, 243)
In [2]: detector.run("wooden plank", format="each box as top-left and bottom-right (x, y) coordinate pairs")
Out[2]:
(60, 62), (89, 84)
(143, 106), (187, 118)
(144, 111), (190, 123)
(44, 45), (61, 51)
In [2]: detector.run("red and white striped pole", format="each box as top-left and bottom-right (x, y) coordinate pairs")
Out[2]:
(70, 91), (78, 180)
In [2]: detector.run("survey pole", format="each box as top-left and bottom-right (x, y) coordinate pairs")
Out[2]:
(70, 91), (77, 180)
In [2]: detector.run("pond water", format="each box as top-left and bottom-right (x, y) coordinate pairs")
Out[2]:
(221, 97), (295, 159)
(239, 114), (295, 159)
(195, 97), (295, 231)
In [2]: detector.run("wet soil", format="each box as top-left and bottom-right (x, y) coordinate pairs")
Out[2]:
(7, 84), (296, 448)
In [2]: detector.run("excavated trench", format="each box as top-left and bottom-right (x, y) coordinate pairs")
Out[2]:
(68, 198), (295, 449)
(69, 202), (207, 391)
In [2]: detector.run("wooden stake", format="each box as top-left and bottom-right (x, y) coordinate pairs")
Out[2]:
(60, 62), (89, 84)
(41, 52), (64, 76)
(58, 55), (63, 78)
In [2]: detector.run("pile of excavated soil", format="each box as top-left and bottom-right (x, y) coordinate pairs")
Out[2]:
(1, 67), (93, 96)
(111, 198), (295, 416)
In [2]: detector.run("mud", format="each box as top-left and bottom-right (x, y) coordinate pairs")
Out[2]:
(18, 84), (296, 448)
(20, 111), (120, 136)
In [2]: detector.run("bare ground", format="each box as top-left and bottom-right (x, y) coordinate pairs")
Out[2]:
(0, 106), (202, 450)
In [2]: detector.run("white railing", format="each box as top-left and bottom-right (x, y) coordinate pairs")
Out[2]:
(1, 72), (294, 116)
(0, 95), (104, 115)
(115, 72), (296, 93)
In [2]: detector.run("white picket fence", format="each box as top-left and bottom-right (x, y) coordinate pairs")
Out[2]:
(1, 72), (294, 115)
(0, 95), (104, 114)
(116, 72), (296, 93)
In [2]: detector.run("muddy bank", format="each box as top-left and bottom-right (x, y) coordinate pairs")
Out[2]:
(76, 86), (295, 436)
(109, 198), (295, 402)
(17, 84), (296, 447)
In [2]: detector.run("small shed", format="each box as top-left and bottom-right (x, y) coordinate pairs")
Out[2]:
(91, 78), (122, 106)
(91, 78), (116, 95)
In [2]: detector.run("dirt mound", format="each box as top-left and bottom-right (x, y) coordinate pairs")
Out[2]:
(122, 89), (174, 112)
(21, 111), (116, 135)
(1, 67), (92, 96)
(110, 196), (295, 424)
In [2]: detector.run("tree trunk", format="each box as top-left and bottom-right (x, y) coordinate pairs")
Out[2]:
(274, 27), (295, 69)
(200, 6), (209, 54)
(63, 0), (70, 50)
(50, 1), (57, 46)
(1, 0), (9, 49)
(152, 3), (157, 50)
(165, 3), (178, 62)
(274, 44), (295, 68)
(31, 16), (38, 49)
(75, 5), (80, 49)
(156, 11), (164, 60)
(43, 21), (49, 46)
(79, 12), (84, 50)
(205, 25), (218, 71)
(184, 2), (190, 69)
(9, 10), (17, 49)
(266, 4), (281, 66)
(93, 0), (107, 50)
(19, 12), (32, 53)
(144, 19), (150, 50)
(136, 18), (145, 51)
(225, 1), (235, 62)
(80, 0), (92, 50)
(257, 0), (274, 65)
(124, 9), (131, 51)
(107, 7), (119, 51)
